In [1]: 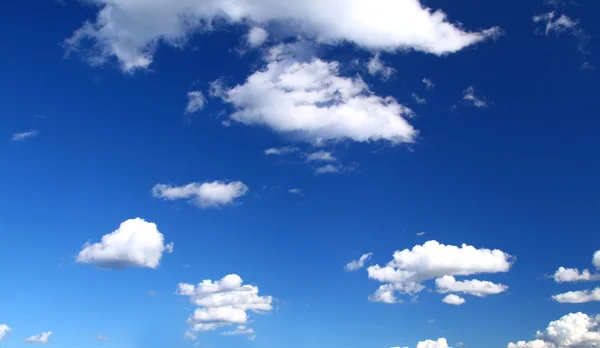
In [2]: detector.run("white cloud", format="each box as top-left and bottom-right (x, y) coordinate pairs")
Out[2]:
(288, 188), (302, 195)
(177, 274), (273, 340)
(417, 338), (450, 348)
(0, 324), (11, 341)
(64, 0), (500, 72)
(458, 86), (488, 108)
(315, 164), (344, 175)
(422, 78), (435, 90)
(367, 52), (395, 80)
(544, 0), (578, 8)
(212, 45), (417, 145)
(412, 94), (427, 105)
(593, 250), (600, 268)
(220, 325), (255, 336)
(24, 332), (52, 344)
(507, 312), (600, 347)
(435, 275), (508, 297)
(11, 130), (39, 141)
(416, 232), (426, 236)
(553, 267), (600, 283)
(185, 91), (206, 114)
(306, 151), (336, 162)
(552, 287), (600, 303)
(455, 342), (465, 347)
(247, 27), (268, 47)
(152, 181), (248, 208)
(76, 218), (173, 269)
(442, 294), (465, 305)
(345, 253), (373, 271)
(97, 335), (108, 341)
(366, 240), (513, 302)
(533, 12), (591, 68)
(264, 146), (300, 155)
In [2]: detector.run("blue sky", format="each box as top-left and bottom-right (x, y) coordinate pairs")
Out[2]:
(1, 0), (600, 347)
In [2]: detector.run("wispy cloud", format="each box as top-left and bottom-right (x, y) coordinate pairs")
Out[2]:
(422, 78), (435, 90)
(412, 94), (427, 105)
(11, 130), (39, 142)
(453, 86), (490, 110)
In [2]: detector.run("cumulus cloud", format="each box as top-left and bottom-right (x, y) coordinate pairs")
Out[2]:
(553, 267), (600, 283)
(247, 27), (268, 47)
(552, 287), (600, 303)
(435, 275), (508, 297)
(11, 130), (39, 142)
(442, 294), (465, 305)
(177, 274), (273, 340)
(345, 253), (373, 271)
(185, 91), (206, 114)
(64, 0), (500, 72)
(152, 181), (248, 208)
(213, 44), (417, 145)
(24, 332), (52, 344)
(367, 52), (396, 80)
(366, 240), (513, 303)
(422, 78), (435, 90)
(76, 218), (173, 269)
(0, 324), (11, 341)
(306, 151), (336, 162)
(507, 312), (600, 347)
(417, 338), (451, 348)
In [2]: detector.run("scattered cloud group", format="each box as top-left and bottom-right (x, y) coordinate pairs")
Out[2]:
(345, 253), (373, 272)
(211, 44), (417, 145)
(177, 274), (273, 341)
(507, 312), (600, 347)
(366, 240), (513, 303)
(551, 249), (600, 303)
(11, 130), (39, 142)
(152, 181), (248, 208)
(76, 218), (173, 269)
(64, 0), (500, 72)
(24, 331), (52, 344)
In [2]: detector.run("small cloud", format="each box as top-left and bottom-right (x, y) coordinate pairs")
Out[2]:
(422, 78), (435, 90)
(416, 232), (425, 236)
(24, 331), (52, 344)
(148, 290), (156, 297)
(306, 150), (336, 162)
(544, 0), (578, 8)
(247, 27), (268, 47)
(315, 164), (341, 175)
(185, 91), (206, 115)
(428, 319), (435, 323)
(264, 146), (300, 156)
(453, 86), (490, 109)
(288, 188), (303, 195)
(455, 341), (465, 347)
(442, 294), (466, 305)
(345, 253), (373, 271)
(11, 130), (39, 142)
(97, 335), (108, 341)
(412, 93), (427, 105)
(152, 181), (248, 208)
(366, 52), (396, 80)
(0, 324), (11, 341)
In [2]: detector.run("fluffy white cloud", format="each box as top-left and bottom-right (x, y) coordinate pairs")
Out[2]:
(552, 287), (600, 303)
(553, 267), (600, 283)
(345, 253), (373, 271)
(417, 338), (450, 348)
(213, 45), (417, 145)
(366, 241), (513, 302)
(593, 250), (600, 268)
(11, 130), (39, 142)
(24, 332), (52, 344)
(177, 274), (273, 340)
(264, 146), (300, 155)
(367, 52), (396, 80)
(64, 0), (500, 72)
(508, 312), (600, 347)
(185, 91), (206, 114)
(306, 151), (336, 162)
(247, 27), (268, 47)
(0, 324), (11, 341)
(152, 181), (248, 208)
(422, 78), (435, 90)
(435, 275), (508, 297)
(442, 294), (465, 305)
(76, 218), (173, 269)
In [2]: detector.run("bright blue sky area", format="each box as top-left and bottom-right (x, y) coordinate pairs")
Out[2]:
(1, 0), (600, 348)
